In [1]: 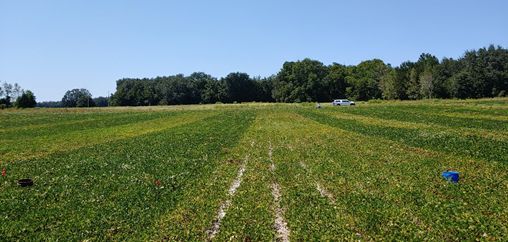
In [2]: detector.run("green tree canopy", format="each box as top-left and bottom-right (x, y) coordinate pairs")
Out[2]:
(1, 81), (24, 108)
(61, 88), (95, 107)
(15, 90), (36, 108)
(273, 58), (329, 102)
(324, 63), (349, 99)
(222, 72), (257, 103)
(346, 59), (389, 101)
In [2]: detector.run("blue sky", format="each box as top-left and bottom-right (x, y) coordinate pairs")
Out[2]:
(1, 0), (507, 101)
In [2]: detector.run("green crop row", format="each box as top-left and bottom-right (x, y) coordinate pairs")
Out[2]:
(0, 110), (214, 161)
(335, 105), (508, 132)
(0, 110), (254, 240)
(299, 109), (508, 163)
(289, 111), (507, 240)
(0, 111), (177, 139)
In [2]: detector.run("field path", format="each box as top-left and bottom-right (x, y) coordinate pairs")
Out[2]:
(269, 142), (291, 242)
(216, 110), (356, 240)
(300, 161), (336, 204)
(206, 155), (248, 240)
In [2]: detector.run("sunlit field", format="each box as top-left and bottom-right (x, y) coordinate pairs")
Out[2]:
(1, 98), (507, 240)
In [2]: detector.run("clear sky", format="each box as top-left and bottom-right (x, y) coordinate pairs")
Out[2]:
(1, 0), (507, 101)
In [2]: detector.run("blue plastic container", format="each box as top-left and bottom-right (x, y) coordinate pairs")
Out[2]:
(442, 171), (459, 183)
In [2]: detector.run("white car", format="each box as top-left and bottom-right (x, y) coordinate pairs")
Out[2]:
(332, 99), (355, 106)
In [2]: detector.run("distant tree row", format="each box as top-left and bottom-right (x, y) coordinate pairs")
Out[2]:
(272, 45), (508, 101)
(111, 45), (507, 105)
(380, 46), (508, 100)
(37, 89), (109, 108)
(0, 81), (36, 109)
(110, 72), (274, 106)
(3, 45), (507, 109)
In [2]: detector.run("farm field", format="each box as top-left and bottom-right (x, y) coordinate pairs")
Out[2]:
(1, 98), (507, 241)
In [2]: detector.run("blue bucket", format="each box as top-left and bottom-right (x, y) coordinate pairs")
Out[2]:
(442, 171), (459, 183)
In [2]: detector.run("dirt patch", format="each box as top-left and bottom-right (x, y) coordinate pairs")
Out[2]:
(316, 183), (335, 203)
(226, 159), (242, 164)
(272, 182), (290, 242)
(300, 161), (335, 204)
(269, 142), (290, 242)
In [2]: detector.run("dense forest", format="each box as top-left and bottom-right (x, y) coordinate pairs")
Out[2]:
(110, 45), (508, 106)
(10, 45), (508, 108)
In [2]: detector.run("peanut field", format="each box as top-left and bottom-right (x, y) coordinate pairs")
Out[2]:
(1, 99), (507, 241)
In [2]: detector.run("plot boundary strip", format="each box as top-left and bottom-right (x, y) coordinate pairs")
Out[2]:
(269, 141), (291, 242)
(299, 161), (336, 204)
(206, 156), (248, 240)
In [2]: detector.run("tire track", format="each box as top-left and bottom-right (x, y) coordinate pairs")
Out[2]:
(206, 156), (248, 240)
(269, 142), (290, 242)
(299, 161), (336, 204)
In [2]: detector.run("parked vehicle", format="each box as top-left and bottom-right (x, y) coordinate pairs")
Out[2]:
(332, 99), (355, 106)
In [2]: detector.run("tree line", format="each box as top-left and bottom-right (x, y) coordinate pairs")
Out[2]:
(110, 45), (508, 106)
(0, 81), (36, 109)
(37, 90), (109, 108)
(111, 72), (273, 106)
(4, 45), (508, 108)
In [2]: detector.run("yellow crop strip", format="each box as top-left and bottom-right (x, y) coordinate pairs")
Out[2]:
(323, 111), (508, 141)
(0, 110), (213, 161)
